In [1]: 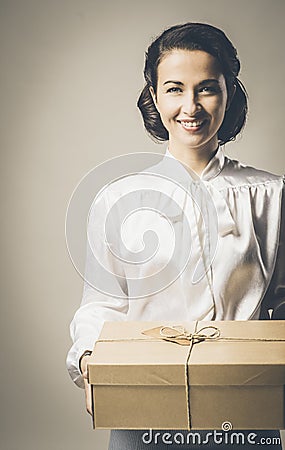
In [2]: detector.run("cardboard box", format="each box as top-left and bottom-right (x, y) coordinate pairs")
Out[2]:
(88, 320), (285, 430)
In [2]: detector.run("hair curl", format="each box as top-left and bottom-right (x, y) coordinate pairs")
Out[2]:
(137, 23), (248, 145)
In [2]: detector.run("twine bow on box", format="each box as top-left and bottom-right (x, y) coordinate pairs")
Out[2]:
(142, 324), (221, 345)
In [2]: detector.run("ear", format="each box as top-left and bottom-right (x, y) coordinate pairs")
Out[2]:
(226, 84), (236, 111)
(149, 86), (159, 112)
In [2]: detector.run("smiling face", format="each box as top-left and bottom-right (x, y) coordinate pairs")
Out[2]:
(150, 49), (228, 160)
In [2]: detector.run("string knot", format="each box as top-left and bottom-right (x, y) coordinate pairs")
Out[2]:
(159, 324), (220, 344)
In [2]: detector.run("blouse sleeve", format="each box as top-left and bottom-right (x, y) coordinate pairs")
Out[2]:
(259, 178), (285, 319)
(66, 191), (129, 388)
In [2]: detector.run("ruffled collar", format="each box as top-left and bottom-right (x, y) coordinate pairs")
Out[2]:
(165, 146), (225, 182)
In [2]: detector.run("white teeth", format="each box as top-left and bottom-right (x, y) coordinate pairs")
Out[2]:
(180, 120), (203, 128)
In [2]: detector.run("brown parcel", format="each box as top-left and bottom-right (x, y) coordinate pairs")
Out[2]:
(87, 320), (285, 430)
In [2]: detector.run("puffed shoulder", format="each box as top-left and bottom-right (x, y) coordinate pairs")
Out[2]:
(219, 156), (283, 187)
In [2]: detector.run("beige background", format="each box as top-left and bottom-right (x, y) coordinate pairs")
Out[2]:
(1, 0), (284, 449)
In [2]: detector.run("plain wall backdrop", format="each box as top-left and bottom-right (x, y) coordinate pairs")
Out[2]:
(1, 0), (284, 449)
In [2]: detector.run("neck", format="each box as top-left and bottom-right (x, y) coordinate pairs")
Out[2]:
(168, 141), (219, 176)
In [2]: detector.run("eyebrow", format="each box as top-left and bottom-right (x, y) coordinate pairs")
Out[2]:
(163, 78), (220, 86)
(163, 80), (184, 86)
(199, 79), (220, 86)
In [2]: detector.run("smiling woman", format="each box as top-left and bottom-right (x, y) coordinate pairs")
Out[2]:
(67, 22), (284, 450)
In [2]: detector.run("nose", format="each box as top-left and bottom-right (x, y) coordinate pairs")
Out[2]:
(182, 91), (201, 116)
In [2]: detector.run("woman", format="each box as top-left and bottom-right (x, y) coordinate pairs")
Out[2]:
(67, 23), (284, 449)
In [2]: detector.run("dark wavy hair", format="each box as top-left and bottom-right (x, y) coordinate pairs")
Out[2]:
(137, 22), (248, 145)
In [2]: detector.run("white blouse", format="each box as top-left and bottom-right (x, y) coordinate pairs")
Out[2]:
(66, 147), (284, 388)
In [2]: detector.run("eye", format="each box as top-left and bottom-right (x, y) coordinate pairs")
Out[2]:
(166, 86), (182, 93)
(199, 86), (220, 94)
